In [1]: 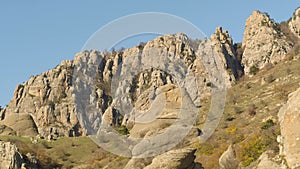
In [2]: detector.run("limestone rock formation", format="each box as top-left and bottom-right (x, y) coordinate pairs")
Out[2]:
(242, 11), (293, 75)
(0, 125), (16, 136)
(219, 145), (239, 169)
(143, 148), (201, 169)
(211, 27), (241, 82)
(0, 141), (23, 169)
(0, 32), (239, 143)
(255, 151), (284, 169)
(0, 60), (82, 139)
(288, 7), (300, 39)
(0, 113), (38, 137)
(124, 158), (152, 169)
(278, 86), (300, 169)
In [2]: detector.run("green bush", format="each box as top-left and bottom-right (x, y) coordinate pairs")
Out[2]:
(206, 82), (213, 87)
(240, 136), (267, 166)
(249, 65), (259, 75)
(115, 125), (129, 135)
(196, 143), (215, 156)
(261, 119), (275, 129)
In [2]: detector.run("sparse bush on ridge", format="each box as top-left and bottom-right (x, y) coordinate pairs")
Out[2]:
(249, 65), (259, 75)
(239, 135), (267, 167)
(261, 119), (275, 129)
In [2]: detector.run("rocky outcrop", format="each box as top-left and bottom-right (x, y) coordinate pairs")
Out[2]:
(0, 125), (16, 136)
(211, 27), (242, 82)
(124, 148), (202, 169)
(288, 7), (300, 39)
(278, 87), (300, 169)
(0, 113), (38, 137)
(242, 11), (293, 75)
(0, 141), (23, 169)
(219, 145), (239, 169)
(143, 148), (201, 169)
(0, 31), (239, 141)
(0, 60), (83, 139)
(255, 151), (284, 169)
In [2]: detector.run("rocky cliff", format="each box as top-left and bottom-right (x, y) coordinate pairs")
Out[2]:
(2, 7), (300, 169)
(289, 7), (300, 39)
(0, 60), (82, 139)
(242, 11), (293, 75)
(0, 31), (239, 140)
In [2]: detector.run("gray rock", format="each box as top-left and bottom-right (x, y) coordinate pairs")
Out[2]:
(278, 87), (300, 168)
(288, 7), (300, 39)
(143, 148), (198, 169)
(219, 145), (239, 169)
(242, 11), (292, 75)
(255, 151), (285, 169)
(0, 141), (23, 169)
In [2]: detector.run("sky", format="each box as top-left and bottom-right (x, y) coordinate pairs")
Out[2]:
(0, 1), (300, 106)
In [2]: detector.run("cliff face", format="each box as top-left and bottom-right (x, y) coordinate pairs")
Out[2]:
(1, 60), (82, 139)
(242, 11), (293, 75)
(0, 31), (238, 140)
(289, 7), (300, 39)
(1, 6), (300, 169)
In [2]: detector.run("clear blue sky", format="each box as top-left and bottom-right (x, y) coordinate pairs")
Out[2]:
(0, 1), (300, 106)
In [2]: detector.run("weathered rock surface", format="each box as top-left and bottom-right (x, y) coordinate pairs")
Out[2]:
(278, 87), (300, 169)
(211, 27), (242, 83)
(0, 125), (16, 136)
(242, 11), (293, 75)
(0, 141), (23, 169)
(0, 31), (240, 140)
(289, 7), (300, 39)
(0, 113), (38, 137)
(255, 151), (284, 169)
(124, 158), (153, 169)
(143, 148), (201, 169)
(1, 60), (83, 139)
(219, 145), (239, 169)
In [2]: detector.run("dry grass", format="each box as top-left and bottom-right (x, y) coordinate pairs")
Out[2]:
(195, 58), (300, 168)
(0, 136), (129, 169)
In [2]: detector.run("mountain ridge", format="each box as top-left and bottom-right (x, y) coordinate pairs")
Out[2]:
(0, 7), (300, 169)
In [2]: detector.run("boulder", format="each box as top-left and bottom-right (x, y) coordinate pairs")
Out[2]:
(219, 145), (239, 169)
(278, 87), (300, 168)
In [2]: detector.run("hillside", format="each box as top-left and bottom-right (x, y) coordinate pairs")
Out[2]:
(1, 7), (300, 169)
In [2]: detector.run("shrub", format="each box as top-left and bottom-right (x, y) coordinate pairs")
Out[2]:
(261, 119), (275, 129)
(196, 143), (215, 156)
(138, 42), (146, 50)
(225, 126), (237, 134)
(115, 125), (129, 135)
(239, 136), (267, 166)
(206, 82), (213, 87)
(28, 93), (36, 98)
(249, 65), (259, 75)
